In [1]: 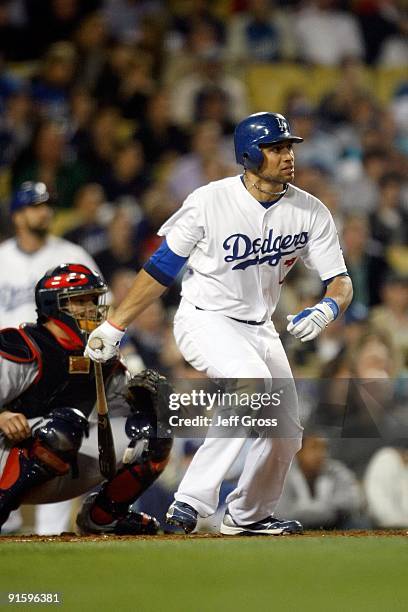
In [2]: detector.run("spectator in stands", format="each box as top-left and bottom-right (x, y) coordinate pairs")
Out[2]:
(164, 3), (225, 85)
(370, 173), (408, 247)
(288, 104), (342, 174)
(13, 120), (89, 209)
(117, 51), (155, 121)
(339, 149), (389, 215)
(74, 11), (108, 91)
(391, 82), (408, 142)
(94, 43), (156, 121)
(293, 163), (330, 198)
(94, 205), (141, 284)
(341, 214), (389, 308)
(169, 0), (225, 52)
(100, 140), (150, 204)
(137, 12), (171, 79)
(93, 41), (134, 107)
(354, 0), (406, 65)
(194, 85), (237, 136)
(277, 432), (362, 529)
(78, 106), (120, 182)
(364, 441), (408, 527)
(370, 274), (408, 369)
(169, 48), (248, 127)
(0, 53), (25, 110)
(378, 14), (408, 67)
(67, 87), (97, 154)
(293, 0), (364, 65)
(314, 183), (343, 231)
(328, 329), (400, 476)
(167, 120), (235, 203)
(102, 0), (162, 43)
(63, 183), (109, 256)
(135, 89), (189, 166)
(334, 93), (382, 170)
(30, 41), (77, 121)
(225, 0), (295, 64)
(318, 56), (370, 127)
(23, 0), (91, 59)
(0, 0), (27, 61)
(0, 89), (32, 168)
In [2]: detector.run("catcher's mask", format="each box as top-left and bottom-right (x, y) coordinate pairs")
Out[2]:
(35, 263), (109, 341)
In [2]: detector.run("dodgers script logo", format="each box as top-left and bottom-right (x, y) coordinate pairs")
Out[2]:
(223, 229), (308, 270)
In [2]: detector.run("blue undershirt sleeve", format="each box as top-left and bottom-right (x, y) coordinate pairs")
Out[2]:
(143, 239), (188, 287)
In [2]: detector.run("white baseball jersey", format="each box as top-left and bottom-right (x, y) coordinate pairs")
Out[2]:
(159, 175), (347, 321)
(0, 236), (98, 328)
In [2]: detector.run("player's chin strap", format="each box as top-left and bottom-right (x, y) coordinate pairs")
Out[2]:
(243, 170), (288, 198)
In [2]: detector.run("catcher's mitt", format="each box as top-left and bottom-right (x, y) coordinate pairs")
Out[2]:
(126, 369), (173, 438)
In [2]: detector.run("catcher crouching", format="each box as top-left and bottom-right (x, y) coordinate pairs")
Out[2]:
(0, 264), (173, 535)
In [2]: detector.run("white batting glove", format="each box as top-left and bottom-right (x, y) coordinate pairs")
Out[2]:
(287, 298), (339, 342)
(84, 320), (125, 362)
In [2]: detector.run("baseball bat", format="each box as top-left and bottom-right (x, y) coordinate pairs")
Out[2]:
(89, 337), (117, 480)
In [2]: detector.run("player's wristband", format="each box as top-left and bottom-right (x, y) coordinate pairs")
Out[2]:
(107, 319), (126, 332)
(320, 298), (339, 320)
(99, 320), (126, 345)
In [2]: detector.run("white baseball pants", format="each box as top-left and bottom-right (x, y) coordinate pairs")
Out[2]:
(173, 298), (303, 524)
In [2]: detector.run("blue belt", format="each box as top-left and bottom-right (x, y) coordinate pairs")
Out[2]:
(195, 306), (266, 326)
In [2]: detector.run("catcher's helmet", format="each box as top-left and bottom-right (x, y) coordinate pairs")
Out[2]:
(35, 263), (109, 341)
(234, 112), (303, 170)
(10, 181), (50, 214)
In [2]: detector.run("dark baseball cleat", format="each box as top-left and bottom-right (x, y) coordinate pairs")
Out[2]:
(165, 501), (198, 533)
(220, 510), (303, 536)
(114, 510), (160, 535)
(76, 492), (159, 535)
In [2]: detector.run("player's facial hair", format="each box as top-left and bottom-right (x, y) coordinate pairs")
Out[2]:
(258, 170), (288, 185)
(26, 220), (50, 239)
(23, 208), (51, 239)
(258, 145), (295, 186)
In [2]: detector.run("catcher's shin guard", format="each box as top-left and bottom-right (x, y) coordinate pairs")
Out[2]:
(76, 491), (160, 535)
(0, 407), (89, 529)
(0, 445), (64, 527)
(86, 437), (173, 526)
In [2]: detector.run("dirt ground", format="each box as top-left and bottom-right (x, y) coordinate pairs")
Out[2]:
(0, 529), (407, 543)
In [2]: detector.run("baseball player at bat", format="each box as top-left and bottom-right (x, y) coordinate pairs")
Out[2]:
(0, 263), (173, 535)
(85, 112), (353, 536)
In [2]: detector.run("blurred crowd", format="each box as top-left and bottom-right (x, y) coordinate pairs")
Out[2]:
(0, 0), (407, 532)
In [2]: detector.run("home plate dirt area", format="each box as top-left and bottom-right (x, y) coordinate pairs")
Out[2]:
(0, 529), (407, 542)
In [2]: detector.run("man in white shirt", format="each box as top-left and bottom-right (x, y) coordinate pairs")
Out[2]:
(294, 0), (364, 65)
(0, 182), (98, 328)
(364, 443), (408, 528)
(84, 112), (353, 536)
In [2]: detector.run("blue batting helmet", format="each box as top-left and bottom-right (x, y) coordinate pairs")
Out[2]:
(10, 181), (51, 214)
(234, 112), (303, 170)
